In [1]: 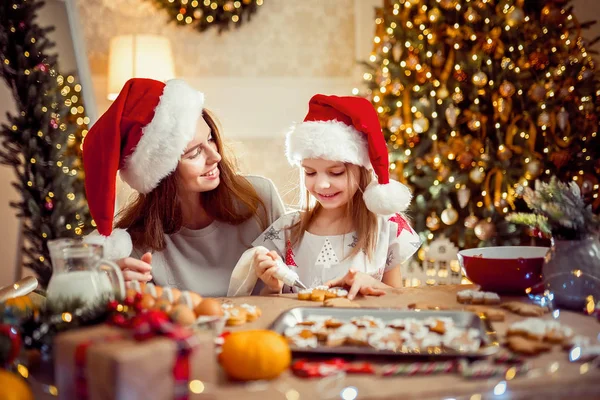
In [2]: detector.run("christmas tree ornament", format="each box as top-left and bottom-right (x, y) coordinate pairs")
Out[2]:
(537, 111), (551, 127)
(506, 6), (525, 27)
(428, 8), (442, 23)
(464, 214), (479, 229)
(497, 146), (513, 161)
(550, 150), (570, 169)
(472, 71), (488, 88)
(453, 69), (468, 82)
(441, 205), (459, 225)
(457, 187), (471, 208)
(387, 115), (403, 132)
(467, 117), (482, 132)
(474, 219), (496, 240)
(457, 152), (474, 170)
(524, 160), (542, 180)
(452, 90), (464, 103)
(557, 107), (569, 130)
(440, 0), (458, 10)
(413, 117), (430, 134)
(432, 50), (446, 68)
(406, 53), (420, 70)
(529, 51), (549, 70)
(499, 81), (516, 98)
(437, 85), (449, 100)
(426, 212), (441, 231)
(469, 168), (486, 184)
(392, 44), (403, 62)
(464, 7), (481, 23)
(445, 104), (460, 127)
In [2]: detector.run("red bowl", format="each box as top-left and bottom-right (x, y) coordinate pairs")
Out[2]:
(457, 246), (549, 294)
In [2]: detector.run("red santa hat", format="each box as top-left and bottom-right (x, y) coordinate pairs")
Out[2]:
(286, 94), (412, 215)
(82, 78), (205, 259)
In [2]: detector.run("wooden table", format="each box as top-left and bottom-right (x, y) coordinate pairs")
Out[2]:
(211, 285), (600, 400)
(32, 285), (600, 399)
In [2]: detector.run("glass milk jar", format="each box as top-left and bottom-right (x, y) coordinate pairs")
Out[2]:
(46, 239), (125, 307)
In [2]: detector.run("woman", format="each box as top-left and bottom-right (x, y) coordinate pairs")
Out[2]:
(83, 78), (285, 296)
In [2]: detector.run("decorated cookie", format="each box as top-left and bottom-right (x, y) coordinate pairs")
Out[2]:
(464, 305), (506, 322)
(323, 297), (360, 308)
(506, 336), (552, 355)
(501, 301), (548, 317)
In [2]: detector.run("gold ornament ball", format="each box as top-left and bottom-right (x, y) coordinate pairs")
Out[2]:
(537, 111), (551, 127)
(452, 90), (464, 103)
(441, 206), (459, 225)
(464, 7), (481, 23)
(437, 85), (449, 100)
(413, 117), (430, 134)
(469, 168), (486, 184)
(387, 116), (403, 131)
(464, 214), (479, 229)
(474, 219), (496, 241)
(426, 213), (441, 231)
(472, 71), (488, 88)
(506, 6), (525, 27)
(467, 117), (482, 132)
(525, 160), (542, 180)
(497, 146), (513, 161)
(428, 8), (442, 23)
(432, 50), (445, 68)
(499, 81), (516, 97)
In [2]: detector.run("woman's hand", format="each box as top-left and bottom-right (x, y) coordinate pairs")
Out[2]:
(116, 252), (153, 282)
(326, 269), (388, 300)
(253, 250), (283, 293)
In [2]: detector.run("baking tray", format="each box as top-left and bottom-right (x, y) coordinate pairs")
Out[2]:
(270, 307), (500, 358)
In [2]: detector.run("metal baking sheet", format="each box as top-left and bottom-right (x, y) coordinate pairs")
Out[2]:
(270, 307), (500, 358)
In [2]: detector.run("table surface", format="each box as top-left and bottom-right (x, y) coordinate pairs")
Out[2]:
(210, 285), (600, 400)
(32, 285), (600, 400)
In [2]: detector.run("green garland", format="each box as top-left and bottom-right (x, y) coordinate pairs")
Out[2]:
(147, 0), (264, 34)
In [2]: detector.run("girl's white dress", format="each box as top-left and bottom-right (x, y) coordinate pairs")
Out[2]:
(251, 211), (422, 289)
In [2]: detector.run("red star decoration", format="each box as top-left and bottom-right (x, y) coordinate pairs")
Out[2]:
(389, 213), (413, 237)
(285, 240), (297, 267)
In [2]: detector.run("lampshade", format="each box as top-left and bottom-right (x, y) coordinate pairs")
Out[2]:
(107, 35), (175, 101)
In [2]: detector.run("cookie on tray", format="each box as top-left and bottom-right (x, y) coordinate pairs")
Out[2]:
(501, 301), (548, 317)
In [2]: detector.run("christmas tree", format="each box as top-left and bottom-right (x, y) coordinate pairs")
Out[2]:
(362, 0), (599, 251)
(0, 0), (93, 286)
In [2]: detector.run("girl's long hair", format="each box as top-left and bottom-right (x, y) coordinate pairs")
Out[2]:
(288, 165), (377, 261)
(114, 110), (268, 251)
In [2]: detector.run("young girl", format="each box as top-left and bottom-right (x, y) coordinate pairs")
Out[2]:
(228, 94), (421, 299)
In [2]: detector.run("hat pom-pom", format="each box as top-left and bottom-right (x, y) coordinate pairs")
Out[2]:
(363, 179), (412, 215)
(83, 228), (133, 261)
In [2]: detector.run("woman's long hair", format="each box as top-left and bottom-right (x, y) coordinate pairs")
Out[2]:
(114, 110), (268, 251)
(288, 165), (378, 261)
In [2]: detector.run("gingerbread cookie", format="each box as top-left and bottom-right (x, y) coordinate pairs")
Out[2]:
(224, 306), (248, 326)
(407, 302), (449, 311)
(501, 301), (548, 317)
(507, 318), (574, 344)
(506, 336), (552, 355)
(297, 286), (348, 302)
(464, 305), (506, 322)
(323, 297), (360, 308)
(457, 289), (500, 305)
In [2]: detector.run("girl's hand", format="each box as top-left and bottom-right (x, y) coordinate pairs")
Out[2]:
(253, 250), (283, 293)
(326, 269), (387, 300)
(116, 252), (153, 282)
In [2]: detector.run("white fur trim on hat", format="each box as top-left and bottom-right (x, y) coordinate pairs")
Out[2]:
(363, 179), (412, 215)
(120, 79), (205, 194)
(83, 228), (133, 261)
(286, 120), (372, 168)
